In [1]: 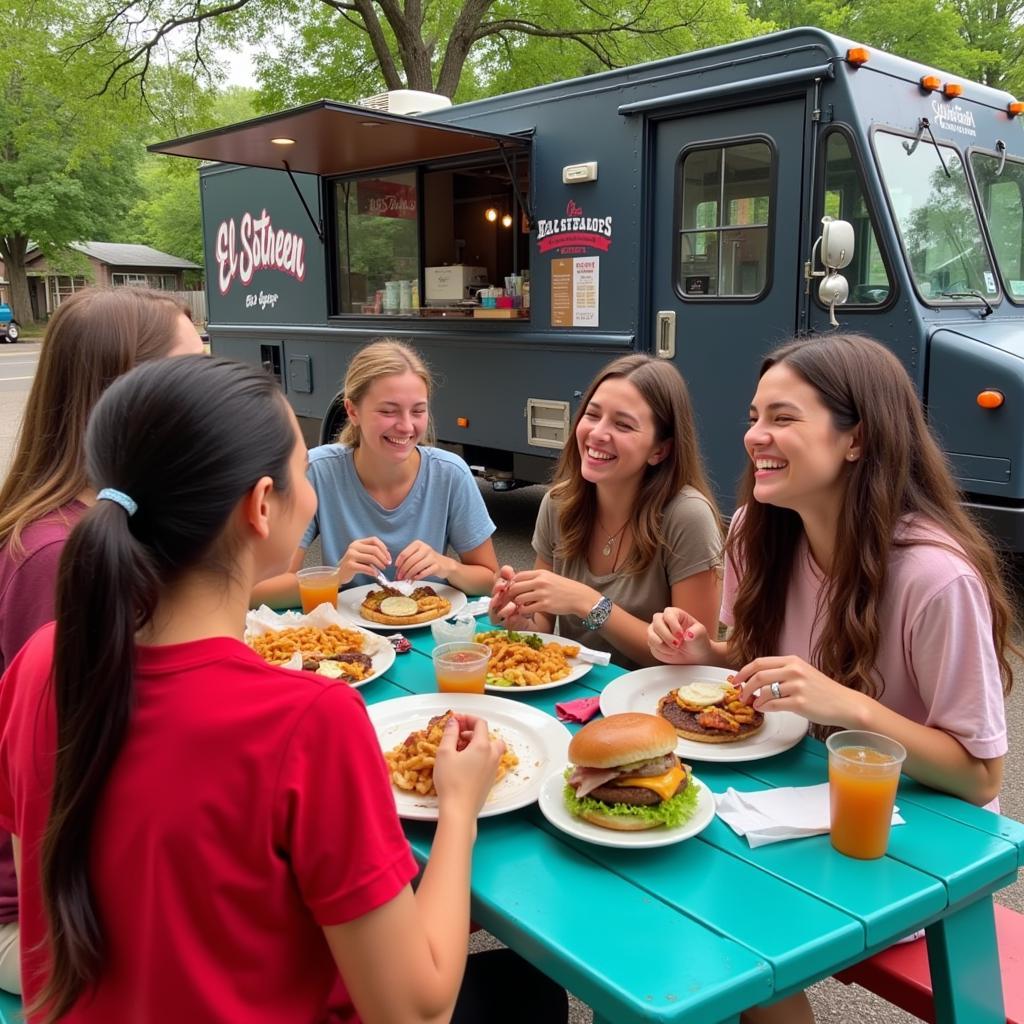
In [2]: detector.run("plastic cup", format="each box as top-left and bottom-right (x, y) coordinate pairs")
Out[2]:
(296, 566), (341, 614)
(430, 614), (479, 646)
(432, 642), (490, 694)
(827, 730), (907, 860)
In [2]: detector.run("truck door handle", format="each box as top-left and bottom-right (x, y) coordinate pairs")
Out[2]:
(656, 310), (676, 359)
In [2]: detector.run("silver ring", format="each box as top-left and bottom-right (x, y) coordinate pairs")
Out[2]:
(770, 681), (782, 701)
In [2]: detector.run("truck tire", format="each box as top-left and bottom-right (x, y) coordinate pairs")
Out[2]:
(4, 323), (17, 342)
(320, 394), (348, 445)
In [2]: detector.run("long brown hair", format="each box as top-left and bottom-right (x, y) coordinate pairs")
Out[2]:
(33, 357), (296, 1023)
(729, 334), (1016, 700)
(0, 287), (190, 556)
(337, 338), (434, 447)
(550, 354), (720, 573)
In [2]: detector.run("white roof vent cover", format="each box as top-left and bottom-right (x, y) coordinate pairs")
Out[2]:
(357, 90), (453, 116)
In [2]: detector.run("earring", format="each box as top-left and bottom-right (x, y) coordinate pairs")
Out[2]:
(847, 453), (857, 461)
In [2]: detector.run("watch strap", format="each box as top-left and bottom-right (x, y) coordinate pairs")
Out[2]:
(581, 595), (613, 631)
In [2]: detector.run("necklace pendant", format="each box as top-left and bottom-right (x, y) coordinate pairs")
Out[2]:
(602, 539), (614, 556)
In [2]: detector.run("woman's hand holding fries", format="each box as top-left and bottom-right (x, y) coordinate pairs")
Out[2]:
(433, 714), (506, 819)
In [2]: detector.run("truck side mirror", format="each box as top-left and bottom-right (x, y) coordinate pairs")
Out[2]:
(806, 216), (855, 326)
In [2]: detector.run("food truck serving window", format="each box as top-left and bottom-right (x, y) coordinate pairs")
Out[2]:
(820, 131), (892, 306)
(332, 157), (531, 319)
(970, 150), (1024, 303)
(875, 131), (999, 304)
(677, 140), (772, 299)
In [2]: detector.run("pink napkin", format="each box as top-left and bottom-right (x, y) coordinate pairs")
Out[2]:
(555, 697), (601, 723)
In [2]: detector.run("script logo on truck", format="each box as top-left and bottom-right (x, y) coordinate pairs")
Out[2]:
(930, 98), (977, 138)
(215, 210), (306, 295)
(536, 201), (613, 255)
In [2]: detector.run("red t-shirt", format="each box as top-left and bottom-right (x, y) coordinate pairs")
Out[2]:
(0, 627), (418, 1022)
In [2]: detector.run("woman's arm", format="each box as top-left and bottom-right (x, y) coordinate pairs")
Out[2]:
(733, 655), (1004, 806)
(249, 549), (304, 609)
(322, 716), (502, 1024)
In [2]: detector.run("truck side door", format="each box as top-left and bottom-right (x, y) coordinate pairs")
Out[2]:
(650, 99), (807, 513)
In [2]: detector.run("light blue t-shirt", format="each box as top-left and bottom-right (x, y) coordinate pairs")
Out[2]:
(300, 444), (496, 587)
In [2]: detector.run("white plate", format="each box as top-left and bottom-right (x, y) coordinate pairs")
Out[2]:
(339, 582), (468, 631)
(367, 693), (573, 820)
(474, 630), (594, 693)
(537, 768), (715, 849)
(245, 608), (395, 689)
(599, 664), (808, 762)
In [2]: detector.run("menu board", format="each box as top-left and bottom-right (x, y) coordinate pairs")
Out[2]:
(550, 256), (600, 328)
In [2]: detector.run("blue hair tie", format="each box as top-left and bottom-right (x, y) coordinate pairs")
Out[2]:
(96, 488), (138, 517)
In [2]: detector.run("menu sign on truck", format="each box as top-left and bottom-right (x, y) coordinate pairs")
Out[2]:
(550, 256), (600, 328)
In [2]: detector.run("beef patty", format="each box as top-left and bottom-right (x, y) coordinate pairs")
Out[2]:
(658, 692), (764, 744)
(588, 759), (688, 806)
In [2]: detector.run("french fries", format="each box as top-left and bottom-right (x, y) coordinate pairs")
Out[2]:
(385, 711), (518, 797)
(475, 630), (579, 687)
(249, 624), (366, 665)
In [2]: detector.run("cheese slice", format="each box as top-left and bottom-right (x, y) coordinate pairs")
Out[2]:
(674, 681), (729, 707)
(613, 762), (687, 802)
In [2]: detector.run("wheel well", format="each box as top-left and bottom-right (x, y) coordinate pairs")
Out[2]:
(320, 394), (348, 446)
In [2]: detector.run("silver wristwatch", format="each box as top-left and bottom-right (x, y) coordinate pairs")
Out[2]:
(581, 595), (613, 631)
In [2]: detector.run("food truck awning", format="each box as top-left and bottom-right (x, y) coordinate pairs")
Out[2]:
(148, 99), (530, 176)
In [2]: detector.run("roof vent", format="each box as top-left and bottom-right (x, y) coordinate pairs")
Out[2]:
(357, 90), (452, 116)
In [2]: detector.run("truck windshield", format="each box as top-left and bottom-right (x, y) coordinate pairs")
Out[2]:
(875, 131), (998, 303)
(970, 150), (1024, 302)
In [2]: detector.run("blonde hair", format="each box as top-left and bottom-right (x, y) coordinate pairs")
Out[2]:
(338, 339), (434, 447)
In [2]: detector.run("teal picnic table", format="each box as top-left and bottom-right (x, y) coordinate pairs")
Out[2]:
(362, 621), (1024, 1024)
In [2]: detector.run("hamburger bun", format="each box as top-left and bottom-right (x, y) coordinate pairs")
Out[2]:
(568, 712), (678, 769)
(577, 806), (671, 832)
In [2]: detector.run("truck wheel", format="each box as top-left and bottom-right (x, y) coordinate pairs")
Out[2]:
(320, 394), (348, 445)
(4, 324), (17, 342)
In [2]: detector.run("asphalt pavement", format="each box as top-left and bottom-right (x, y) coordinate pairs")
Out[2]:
(2, 342), (1021, 1022)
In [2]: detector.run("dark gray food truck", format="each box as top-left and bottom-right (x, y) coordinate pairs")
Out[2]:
(152, 27), (1024, 548)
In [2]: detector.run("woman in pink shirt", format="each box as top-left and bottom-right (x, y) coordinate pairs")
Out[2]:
(0, 286), (201, 996)
(649, 334), (1015, 1024)
(0, 356), (566, 1024)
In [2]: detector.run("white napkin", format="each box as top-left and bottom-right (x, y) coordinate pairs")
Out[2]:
(462, 595), (491, 616)
(573, 644), (611, 666)
(713, 783), (905, 848)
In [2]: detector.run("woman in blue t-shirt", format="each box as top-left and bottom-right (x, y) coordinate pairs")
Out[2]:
(254, 340), (498, 607)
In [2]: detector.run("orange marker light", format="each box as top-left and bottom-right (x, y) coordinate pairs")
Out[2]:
(977, 390), (1005, 409)
(920, 75), (941, 93)
(456, 416), (470, 428)
(1009, 101), (1024, 117)
(846, 47), (870, 66)
(943, 82), (964, 98)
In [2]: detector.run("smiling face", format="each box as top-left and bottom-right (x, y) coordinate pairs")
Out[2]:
(744, 363), (860, 516)
(576, 376), (669, 488)
(345, 370), (429, 463)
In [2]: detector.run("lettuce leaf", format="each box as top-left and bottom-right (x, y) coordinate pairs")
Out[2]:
(563, 779), (701, 830)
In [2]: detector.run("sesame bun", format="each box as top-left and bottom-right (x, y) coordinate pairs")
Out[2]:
(568, 713), (677, 769)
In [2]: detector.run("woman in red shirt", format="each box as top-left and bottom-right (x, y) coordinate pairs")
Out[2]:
(0, 355), (566, 1024)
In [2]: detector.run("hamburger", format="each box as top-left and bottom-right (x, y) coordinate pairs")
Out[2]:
(657, 680), (765, 744)
(360, 585), (451, 625)
(563, 713), (698, 831)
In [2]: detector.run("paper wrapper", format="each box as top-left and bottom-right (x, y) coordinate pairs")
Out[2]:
(245, 603), (388, 671)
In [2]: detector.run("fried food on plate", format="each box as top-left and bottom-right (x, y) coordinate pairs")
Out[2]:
(475, 630), (580, 687)
(657, 680), (765, 744)
(385, 711), (518, 797)
(360, 585), (452, 625)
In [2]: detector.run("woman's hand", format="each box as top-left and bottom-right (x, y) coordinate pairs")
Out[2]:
(732, 655), (869, 728)
(394, 540), (455, 583)
(339, 537), (391, 585)
(489, 565), (537, 629)
(432, 714), (505, 819)
(500, 569), (596, 620)
(648, 607), (714, 665)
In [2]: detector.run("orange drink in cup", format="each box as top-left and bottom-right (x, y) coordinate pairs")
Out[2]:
(432, 642), (490, 694)
(296, 566), (341, 614)
(827, 730), (907, 860)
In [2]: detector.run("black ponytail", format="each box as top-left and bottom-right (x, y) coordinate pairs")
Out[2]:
(34, 356), (295, 1022)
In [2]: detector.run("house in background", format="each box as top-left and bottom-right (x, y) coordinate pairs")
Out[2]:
(0, 242), (201, 320)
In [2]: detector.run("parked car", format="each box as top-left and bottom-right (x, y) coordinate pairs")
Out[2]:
(0, 302), (20, 343)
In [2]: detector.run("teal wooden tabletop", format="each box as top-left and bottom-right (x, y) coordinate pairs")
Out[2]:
(369, 620), (1024, 1024)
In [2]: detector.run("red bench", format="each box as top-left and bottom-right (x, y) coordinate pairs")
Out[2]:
(836, 903), (1024, 1023)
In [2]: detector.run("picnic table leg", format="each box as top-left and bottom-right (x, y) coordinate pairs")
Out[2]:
(925, 895), (1005, 1024)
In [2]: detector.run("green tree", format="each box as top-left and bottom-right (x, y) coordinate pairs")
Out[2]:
(0, 0), (148, 324)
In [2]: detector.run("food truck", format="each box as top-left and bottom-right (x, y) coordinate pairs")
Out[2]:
(152, 27), (1024, 548)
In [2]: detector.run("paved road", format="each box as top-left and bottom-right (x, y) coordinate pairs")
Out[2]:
(2, 348), (1021, 1023)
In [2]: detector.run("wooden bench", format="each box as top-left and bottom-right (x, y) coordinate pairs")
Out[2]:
(836, 902), (1024, 1023)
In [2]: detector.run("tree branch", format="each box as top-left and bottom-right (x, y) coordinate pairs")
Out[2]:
(351, 0), (405, 89)
(436, 0), (494, 96)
